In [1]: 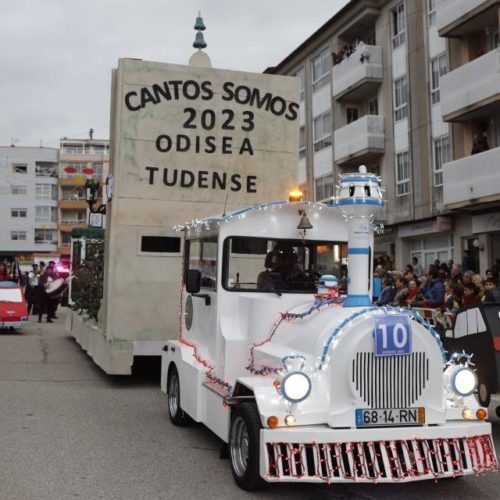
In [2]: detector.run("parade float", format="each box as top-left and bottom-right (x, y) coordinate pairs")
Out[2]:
(66, 18), (300, 374)
(161, 166), (497, 490)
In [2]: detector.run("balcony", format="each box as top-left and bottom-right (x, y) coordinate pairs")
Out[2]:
(440, 48), (500, 121)
(334, 115), (385, 166)
(59, 175), (87, 186)
(60, 199), (88, 209)
(60, 221), (87, 233)
(443, 147), (500, 208)
(437, 0), (499, 37)
(59, 244), (71, 256)
(332, 45), (383, 101)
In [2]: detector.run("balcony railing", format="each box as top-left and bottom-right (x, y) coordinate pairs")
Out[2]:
(437, 0), (497, 37)
(332, 44), (383, 100)
(443, 146), (500, 207)
(440, 48), (500, 121)
(334, 115), (385, 165)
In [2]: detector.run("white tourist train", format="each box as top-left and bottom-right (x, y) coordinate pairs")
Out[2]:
(160, 166), (497, 490)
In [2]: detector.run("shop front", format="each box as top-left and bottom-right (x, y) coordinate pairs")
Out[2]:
(397, 217), (454, 271)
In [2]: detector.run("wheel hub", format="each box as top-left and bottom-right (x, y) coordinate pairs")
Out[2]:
(230, 416), (249, 477)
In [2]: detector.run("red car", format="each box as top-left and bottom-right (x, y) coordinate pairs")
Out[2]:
(0, 281), (29, 330)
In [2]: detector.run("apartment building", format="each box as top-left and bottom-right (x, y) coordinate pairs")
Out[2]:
(58, 132), (109, 263)
(0, 146), (59, 265)
(265, 0), (461, 269)
(438, 0), (500, 274)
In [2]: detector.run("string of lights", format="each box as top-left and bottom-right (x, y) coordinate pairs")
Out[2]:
(265, 434), (497, 482)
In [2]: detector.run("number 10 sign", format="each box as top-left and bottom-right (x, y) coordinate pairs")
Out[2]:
(374, 314), (412, 357)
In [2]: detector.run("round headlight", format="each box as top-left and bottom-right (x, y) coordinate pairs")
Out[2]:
(451, 367), (477, 397)
(281, 372), (311, 403)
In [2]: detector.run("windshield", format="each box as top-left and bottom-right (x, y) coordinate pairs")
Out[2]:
(223, 237), (346, 293)
(0, 288), (23, 303)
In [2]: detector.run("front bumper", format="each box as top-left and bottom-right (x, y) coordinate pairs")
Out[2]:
(260, 421), (497, 483)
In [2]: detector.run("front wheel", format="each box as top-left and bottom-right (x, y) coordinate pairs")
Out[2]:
(229, 403), (265, 491)
(167, 365), (191, 426)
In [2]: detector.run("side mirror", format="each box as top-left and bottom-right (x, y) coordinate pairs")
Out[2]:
(186, 269), (201, 294)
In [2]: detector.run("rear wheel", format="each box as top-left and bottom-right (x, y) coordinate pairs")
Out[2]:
(477, 381), (491, 408)
(167, 365), (191, 426)
(229, 403), (265, 491)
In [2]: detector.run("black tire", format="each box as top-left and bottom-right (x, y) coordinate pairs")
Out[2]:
(167, 364), (191, 426)
(477, 381), (491, 408)
(229, 403), (266, 491)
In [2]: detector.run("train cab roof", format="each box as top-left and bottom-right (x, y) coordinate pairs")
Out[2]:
(181, 201), (348, 242)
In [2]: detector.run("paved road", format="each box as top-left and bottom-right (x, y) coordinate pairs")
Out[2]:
(0, 310), (498, 500)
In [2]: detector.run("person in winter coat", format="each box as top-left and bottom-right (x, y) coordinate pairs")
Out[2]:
(421, 268), (445, 308)
(376, 277), (396, 306)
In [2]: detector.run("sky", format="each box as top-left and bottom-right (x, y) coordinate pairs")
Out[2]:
(0, 0), (349, 149)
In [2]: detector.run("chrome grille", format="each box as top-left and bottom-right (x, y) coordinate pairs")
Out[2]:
(264, 435), (497, 482)
(352, 352), (429, 408)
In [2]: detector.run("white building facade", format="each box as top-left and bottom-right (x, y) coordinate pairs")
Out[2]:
(0, 146), (59, 263)
(438, 0), (500, 274)
(266, 0), (499, 273)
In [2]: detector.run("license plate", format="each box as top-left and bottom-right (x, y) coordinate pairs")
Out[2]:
(356, 408), (425, 427)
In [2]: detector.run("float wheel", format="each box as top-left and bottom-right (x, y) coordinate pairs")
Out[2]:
(167, 364), (191, 426)
(229, 403), (265, 491)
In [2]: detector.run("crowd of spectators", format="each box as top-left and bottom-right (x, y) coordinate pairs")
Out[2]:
(373, 255), (500, 315)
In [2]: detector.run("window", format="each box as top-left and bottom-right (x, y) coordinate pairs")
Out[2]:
(92, 162), (103, 176)
(223, 237), (346, 293)
(299, 126), (306, 159)
(61, 186), (85, 200)
(61, 209), (85, 223)
(433, 135), (451, 187)
(315, 174), (334, 201)
(11, 208), (27, 218)
(12, 164), (27, 174)
(35, 162), (57, 177)
(36, 184), (58, 200)
(369, 98), (379, 116)
(295, 67), (305, 101)
(396, 151), (410, 196)
(61, 233), (72, 246)
(35, 206), (58, 223)
(346, 107), (359, 124)
(312, 49), (331, 92)
(430, 53), (447, 104)
(428, 0), (436, 26)
(394, 76), (408, 121)
(140, 236), (181, 253)
(11, 185), (27, 195)
(313, 110), (332, 152)
(62, 145), (84, 154)
(10, 231), (27, 241)
(34, 229), (57, 244)
(392, 3), (406, 49)
(186, 238), (218, 290)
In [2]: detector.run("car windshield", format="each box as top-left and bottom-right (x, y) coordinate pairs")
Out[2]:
(223, 237), (346, 293)
(0, 288), (23, 303)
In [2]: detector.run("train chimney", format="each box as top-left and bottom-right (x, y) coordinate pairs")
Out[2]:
(335, 165), (384, 307)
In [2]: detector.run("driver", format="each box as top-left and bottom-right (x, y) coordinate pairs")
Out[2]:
(257, 245), (307, 291)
